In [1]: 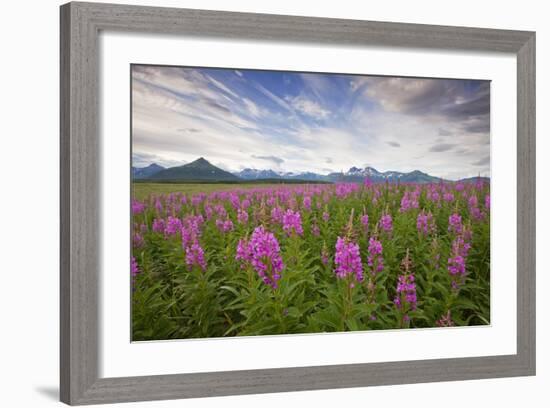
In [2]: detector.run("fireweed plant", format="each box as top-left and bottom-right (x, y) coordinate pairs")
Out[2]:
(131, 180), (490, 340)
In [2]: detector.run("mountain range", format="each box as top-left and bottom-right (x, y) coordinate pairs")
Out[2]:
(233, 164), (445, 183)
(132, 157), (487, 184)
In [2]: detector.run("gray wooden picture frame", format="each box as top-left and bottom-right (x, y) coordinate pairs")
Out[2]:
(60, 1), (536, 405)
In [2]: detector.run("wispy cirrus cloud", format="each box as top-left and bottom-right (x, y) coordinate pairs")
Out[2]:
(429, 143), (456, 153)
(177, 127), (201, 133)
(472, 156), (490, 166)
(286, 94), (330, 120)
(251, 155), (285, 166)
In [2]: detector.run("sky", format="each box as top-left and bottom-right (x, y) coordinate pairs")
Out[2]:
(131, 65), (490, 180)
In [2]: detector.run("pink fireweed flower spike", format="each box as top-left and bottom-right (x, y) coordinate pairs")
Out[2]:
(235, 238), (252, 266)
(185, 242), (207, 272)
(303, 196), (312, 211)
(399, 191), (419, 212)
(204, 204), (214, 220)
(282, 208), (303, 236)
(270, 206), (284, 224)
(131, 256), (140, 278)
(131, 199), (146, 215)
(236, 226), (284, 289)
(241, 198), (251, 210)
(443, 192), (454, 202)
(367, 236), (384, 275)
(467, 195), (484, 221)
(165, 216), (182, 237)
(447, 230), (472, 291)
(154, 198), (163, 214)
(360, 213), (369, 233)
(393, 274), (417, 311)
(379, 214), (393, 233)
(417, 211), (435, 235)
(237, 208), (249, 224)
(215, 218), (234, 233)
(469, 206), (483, 221)
(334, 237), (364, 283)
(448, 213), (463, 235)
(152, 218), (166, 234)
(447, 254), (465, 281)
(130, 256), (140, 289)
(180, 225), (196, 249)
(393, 250), (417, 325)
(132, 232), (144, 248)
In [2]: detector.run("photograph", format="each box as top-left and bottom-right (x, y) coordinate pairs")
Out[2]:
(130, 64), (491, 341)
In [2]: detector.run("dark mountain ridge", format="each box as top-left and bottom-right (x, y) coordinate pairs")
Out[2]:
(148, 157), (240, 181)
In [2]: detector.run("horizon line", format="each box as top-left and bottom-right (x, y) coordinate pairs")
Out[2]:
(132, 156), (491, 182)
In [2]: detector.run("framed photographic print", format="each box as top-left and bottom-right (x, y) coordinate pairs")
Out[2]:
(60, 1), (536, 405)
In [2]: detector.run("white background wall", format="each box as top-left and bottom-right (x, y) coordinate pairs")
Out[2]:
(0, 0), (545, 407)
